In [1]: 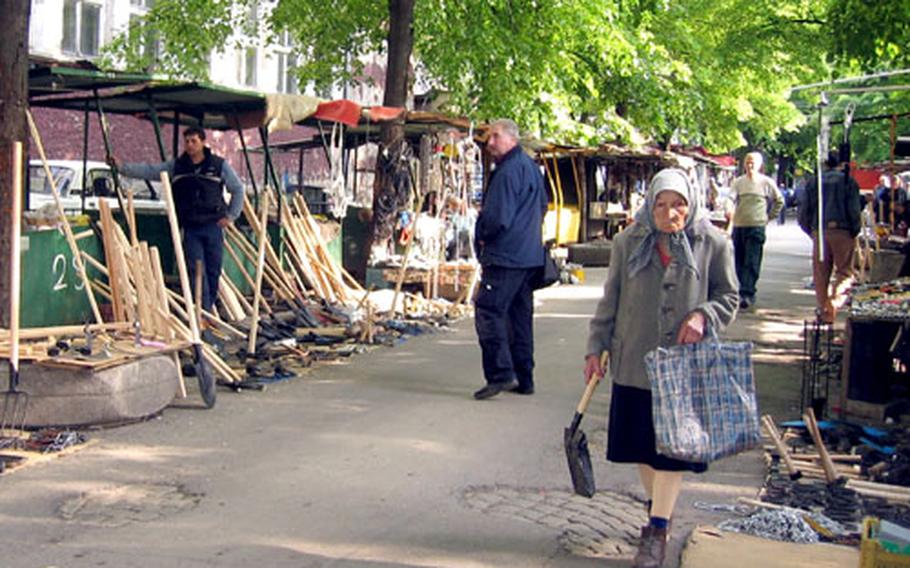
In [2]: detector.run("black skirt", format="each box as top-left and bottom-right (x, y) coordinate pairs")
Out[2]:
(607, 382), (708, 473)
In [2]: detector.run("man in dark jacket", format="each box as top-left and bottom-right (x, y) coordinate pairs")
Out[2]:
(114, 126), (244, 314)
(473, 119), (548, 400)
(798, 150), (862, 323)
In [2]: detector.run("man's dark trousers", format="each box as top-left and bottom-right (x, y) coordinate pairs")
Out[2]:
(474, 266), (536, 391)
(183, 223), (224, 312)
(732, 226), (766, 300)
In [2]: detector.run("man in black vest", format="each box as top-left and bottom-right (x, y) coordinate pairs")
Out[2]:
(114, 126), (245, 315)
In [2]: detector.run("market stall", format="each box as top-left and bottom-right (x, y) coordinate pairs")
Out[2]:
(840, 277), (910, 419)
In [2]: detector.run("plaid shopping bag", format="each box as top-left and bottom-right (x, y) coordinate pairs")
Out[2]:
(644, 337), (760, 463)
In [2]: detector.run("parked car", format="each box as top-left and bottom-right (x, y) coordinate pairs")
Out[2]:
(28, 160), (165, 214)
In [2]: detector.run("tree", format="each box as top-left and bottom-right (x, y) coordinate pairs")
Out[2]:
(0, 0), (30, 326)
(103, 0), (909, 235)
(827, 0), (910, 70)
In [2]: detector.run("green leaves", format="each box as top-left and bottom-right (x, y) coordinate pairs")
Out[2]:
(102, 0), (907, 156)
(103, 0), (242, 80)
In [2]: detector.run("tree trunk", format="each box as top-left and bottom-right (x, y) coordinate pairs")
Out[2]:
(0, 1), (30, 327)
(363, 0), (416, 275)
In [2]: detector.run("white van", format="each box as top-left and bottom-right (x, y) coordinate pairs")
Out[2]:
(28, 160), (165, 214)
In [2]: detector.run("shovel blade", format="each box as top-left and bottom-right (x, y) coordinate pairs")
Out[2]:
(564, 426), (595, 498)
(192, 343), (216, 409)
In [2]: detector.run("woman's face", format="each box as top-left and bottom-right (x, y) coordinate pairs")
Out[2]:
(652, 190), (689, 233)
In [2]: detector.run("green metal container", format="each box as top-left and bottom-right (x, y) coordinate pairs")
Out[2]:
(20, 221), (104, 328)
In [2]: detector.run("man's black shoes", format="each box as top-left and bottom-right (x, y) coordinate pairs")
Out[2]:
(509, 383), (535, 395)
(473, 379), (518, 400)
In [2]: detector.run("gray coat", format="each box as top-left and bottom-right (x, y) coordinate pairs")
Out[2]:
(586, 222), (739, 390)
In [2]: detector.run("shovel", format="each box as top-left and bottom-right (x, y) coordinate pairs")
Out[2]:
(564, 352), (608, 498)
(160, 172), (216, 408)
(1, 142), (29, 444)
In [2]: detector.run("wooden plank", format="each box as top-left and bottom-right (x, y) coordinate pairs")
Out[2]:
(761, 415), (803, 479)
(222, 239), (258, 295)
(149, 247), (174, 341)
(98, 199), (125, 321)
(803, 408), (839, 483)
(173, 352), (187, 399)
(247, 192), (270, 356)
(1, 323), (132, 339)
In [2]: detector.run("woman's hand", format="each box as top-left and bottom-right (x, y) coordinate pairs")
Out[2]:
(676, 311), (706, 344)
(583, 353), (606, 384)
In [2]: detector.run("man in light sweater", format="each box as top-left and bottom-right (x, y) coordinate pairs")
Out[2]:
(728, 152), (783, 310)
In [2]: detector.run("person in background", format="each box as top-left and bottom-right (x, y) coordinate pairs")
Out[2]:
(798, 150), (862, 324)
(585, 168), (738, 567)
(777, 184), (791, 225)
(472, 119), (548, 400)
(728, 152), (783, 310)
(112, 126), (244, 316)
(444, 196), (477, 261)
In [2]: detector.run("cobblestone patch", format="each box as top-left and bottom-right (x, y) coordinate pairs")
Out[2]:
(60, 483), (202, 527)
(462, 485), (647, 558)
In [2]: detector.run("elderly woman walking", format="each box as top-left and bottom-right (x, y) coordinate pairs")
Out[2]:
(584, 168), (739, 567)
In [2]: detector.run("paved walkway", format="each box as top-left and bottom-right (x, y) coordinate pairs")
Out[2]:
(0, 222), (817, 567)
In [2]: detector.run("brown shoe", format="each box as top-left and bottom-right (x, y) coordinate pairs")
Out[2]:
(633, 525), (669, 568)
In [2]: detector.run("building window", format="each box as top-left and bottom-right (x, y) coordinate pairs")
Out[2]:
(238, 47), (258, 87)
(277, 52), (297, 94)
(62, 0), (102, 57)
(275, 31), (297, 94)
(129, 14), (160, 64)
(130, 0), (155, 6)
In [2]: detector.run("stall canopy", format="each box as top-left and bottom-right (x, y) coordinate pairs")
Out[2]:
(248, 110), (475, 153)
(29, 60), (324, 131)
(29, 57), (152, 96)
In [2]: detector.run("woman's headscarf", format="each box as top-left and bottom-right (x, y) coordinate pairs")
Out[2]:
(627, 168), (710, 277)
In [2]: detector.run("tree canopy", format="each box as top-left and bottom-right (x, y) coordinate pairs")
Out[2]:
(103, 0), (910, 158)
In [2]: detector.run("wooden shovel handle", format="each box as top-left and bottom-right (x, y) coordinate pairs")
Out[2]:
(761, 415), (801, 476)
(577, 352), (609, 414)
(9, 142), (22, 371)
(160, 172), (201, 343)
(804, 408), (838, 483)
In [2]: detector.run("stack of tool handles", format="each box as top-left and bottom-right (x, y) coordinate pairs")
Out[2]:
(23, 109), (371, 407)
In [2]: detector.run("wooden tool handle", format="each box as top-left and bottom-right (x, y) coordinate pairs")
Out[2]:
(247, 191), (270, 355)
(9, 142), (23, 370)
(577, 352), (609, 414)
(160, 172), (202, 343)
(762, 415), (801, 476)
(804, 408), (838, 483)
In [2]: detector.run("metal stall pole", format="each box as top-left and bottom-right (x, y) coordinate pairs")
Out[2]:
(891, 115), (898, 229)
(172, 111), (180, 159)
(297, 146), (304, 197)
(235, 122), (260, 208)
(94, 90), (129, 219)
(146, 95), (168, 161)
(816, 93), (828, 264)
(258, 126), (285, 265)
(352, 142), (359, 203)
(259, 127), (284, 219)
(81, 101), (90, 214)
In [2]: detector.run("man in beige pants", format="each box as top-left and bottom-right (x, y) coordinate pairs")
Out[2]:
(798, 151), (862, 323)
